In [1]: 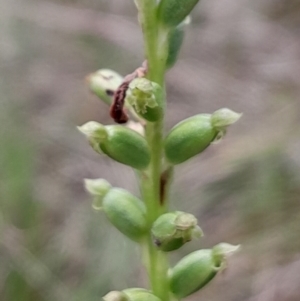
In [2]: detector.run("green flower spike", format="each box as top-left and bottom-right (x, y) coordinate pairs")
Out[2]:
(78, 121), (151, 170)
(85, 179), (148, 242)
(169, 243), (240, 298)
(164, 108), (241, 165)
(125, 78), (163, 122)
(87, 69), (123, 105)
(151, 211), (203, 252)
(80, 2), (243, 299)
(103, 289), (161, 301)
(158, 0), (200, 27)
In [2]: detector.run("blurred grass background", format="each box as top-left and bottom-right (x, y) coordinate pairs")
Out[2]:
(1, 0), (300, 300)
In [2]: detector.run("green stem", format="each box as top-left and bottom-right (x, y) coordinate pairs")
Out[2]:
(142, 122), (170, 301)
(137, 1), (170, 300)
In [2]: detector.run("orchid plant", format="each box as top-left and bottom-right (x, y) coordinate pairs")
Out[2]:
(78, 1), (241, 301)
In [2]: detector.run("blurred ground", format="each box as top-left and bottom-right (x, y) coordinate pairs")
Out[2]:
(1, 0), (300, 300)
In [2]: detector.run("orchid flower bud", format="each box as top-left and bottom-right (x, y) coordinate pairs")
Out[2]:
(87, 69), (123, 105)
(84, 178), (112, 210)
(151, 211), (203, 251)
(103, 291), (128, 301)
(84, 179), (147, 241)
(169, 243), (240, 298)
(123, 288), (161, 301)
(164, 108), (241, 165)
(125, 78), (163, 122)
(166, 16), (190, 69)
(102, 188), (148, 241)
(158, 0), (200, 27)
(103, 289), (161, 301)
(78, 121), (150, 170)
(211, 108), (242, 139)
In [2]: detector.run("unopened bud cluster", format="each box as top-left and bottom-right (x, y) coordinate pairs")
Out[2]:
(79, 1), (241, 300)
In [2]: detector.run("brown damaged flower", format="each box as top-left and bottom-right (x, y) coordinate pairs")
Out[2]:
(110, 61), (148, 123)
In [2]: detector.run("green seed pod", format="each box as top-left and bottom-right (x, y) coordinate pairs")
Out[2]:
(166, 17), (190, 69)
(125, 78), (163, 122)
(169, 243), (240, 298)
(164, 109), (241, 165)
(158, 0), (200, 27)
(87, 69), (123, 105)
(78, 121), (151, 170)
(151, 211), (203, 252)
(164, 114), (216, 165)
(84, 178), (147, 241)
(103, 289), (161, 301)
(102, 188), (148, 241)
